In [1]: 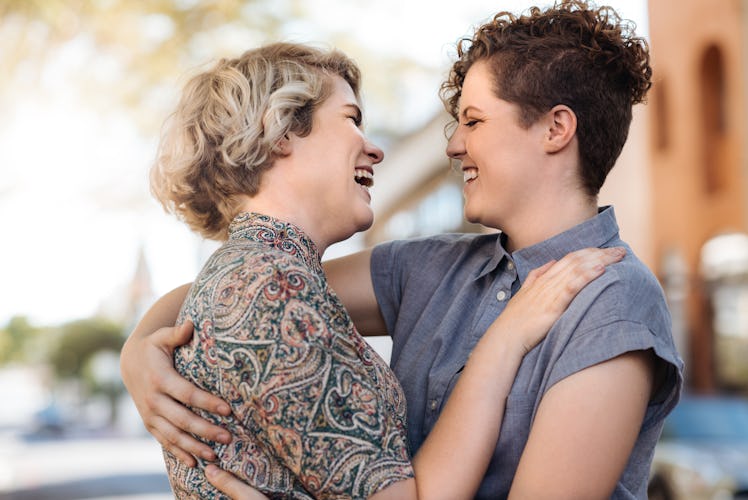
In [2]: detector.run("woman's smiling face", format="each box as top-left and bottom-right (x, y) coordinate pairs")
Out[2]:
(285, 75), (384, 247)
(446, 60), (547, 232)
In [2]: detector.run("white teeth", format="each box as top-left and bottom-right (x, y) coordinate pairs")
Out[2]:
(463, 168), (478, 183)
(354, 168), (374, 188)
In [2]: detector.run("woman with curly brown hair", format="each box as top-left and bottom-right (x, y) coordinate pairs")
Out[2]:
(122, 2), (682, 498)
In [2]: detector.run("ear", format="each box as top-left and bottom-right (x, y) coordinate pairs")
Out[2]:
(276, 134), (293, 156)
(543, 105), (577, 154)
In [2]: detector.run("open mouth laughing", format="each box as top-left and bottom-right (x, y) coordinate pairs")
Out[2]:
(354, 168), (374, 188)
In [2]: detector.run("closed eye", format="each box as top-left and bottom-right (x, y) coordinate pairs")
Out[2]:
(344, 104), (363, 127)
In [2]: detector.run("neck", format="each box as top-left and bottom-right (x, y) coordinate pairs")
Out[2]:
(235, 193), (332, 255)
(503, 193), (598, 253)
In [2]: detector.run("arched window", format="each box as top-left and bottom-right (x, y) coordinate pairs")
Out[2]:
(653, 79), (670, 151)
(700, 44), (728, 194)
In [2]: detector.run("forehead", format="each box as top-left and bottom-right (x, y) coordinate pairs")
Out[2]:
(461, 60), (497, 102)
(325, 75), (359, 107)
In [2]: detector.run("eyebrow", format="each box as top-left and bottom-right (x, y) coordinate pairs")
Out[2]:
(460, 105), (482, 118)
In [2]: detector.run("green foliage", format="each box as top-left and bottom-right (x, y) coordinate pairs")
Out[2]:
(48, 317), (125, 380)
(0, 0), (289, 133)
(0, 316), (41, 364)
(0, 0), (424, 137)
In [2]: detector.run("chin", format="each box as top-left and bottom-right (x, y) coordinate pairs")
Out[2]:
(463, 205), (481, 225)
(356, 215), (374, 233)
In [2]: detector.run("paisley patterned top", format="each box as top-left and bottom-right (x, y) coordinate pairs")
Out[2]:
(163, 213), (414, 499)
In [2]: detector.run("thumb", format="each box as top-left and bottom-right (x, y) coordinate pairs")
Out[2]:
(173, 320), (195, 345)
(155, 320), (195, 354)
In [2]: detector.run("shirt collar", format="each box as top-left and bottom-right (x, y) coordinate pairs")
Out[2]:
(476, 206), (620, 282)
(513, 206), (620, 283)
(476, 231), (512, 280)
(228, 212), (324, 276)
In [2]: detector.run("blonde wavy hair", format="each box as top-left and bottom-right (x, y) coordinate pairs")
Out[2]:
(151, 42), (362, 240)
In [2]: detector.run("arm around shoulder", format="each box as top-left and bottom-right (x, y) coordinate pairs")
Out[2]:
(323, 248), (386, 335)
(120, 282), (232, 466)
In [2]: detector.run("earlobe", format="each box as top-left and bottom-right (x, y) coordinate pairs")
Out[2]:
(544, 105), (577, 154)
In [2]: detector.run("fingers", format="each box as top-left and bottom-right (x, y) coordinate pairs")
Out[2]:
(527, 247), (625, 288)
(148, 324), (232, 417)
(522, 260), (555, 288)
(122, 321), (233, 467)
(149, 411), (217, 464)
(206, 465), (270, 499)
(144, 361), (232, 445)
(160, 368), (232, 418)
(527, 247), (626, 310)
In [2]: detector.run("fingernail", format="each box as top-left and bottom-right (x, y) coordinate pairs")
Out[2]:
(202, 450), (217, 460)
(218, 404), (231, 415)
(205, 464), (217, 478)
(218, 431), (231, 443)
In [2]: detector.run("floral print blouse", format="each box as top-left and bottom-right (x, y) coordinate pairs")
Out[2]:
(164, 213), (414, 499)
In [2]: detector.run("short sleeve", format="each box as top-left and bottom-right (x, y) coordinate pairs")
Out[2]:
(370, 240), (404, 336)
(541, 271), (684, 428)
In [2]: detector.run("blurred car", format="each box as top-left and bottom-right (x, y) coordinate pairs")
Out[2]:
(648, 394), (748, 500)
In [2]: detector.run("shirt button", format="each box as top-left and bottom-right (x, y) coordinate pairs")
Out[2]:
(496, 290), (508, 301)
(429, 399), (438, 411)
(507, 261), (515, 270)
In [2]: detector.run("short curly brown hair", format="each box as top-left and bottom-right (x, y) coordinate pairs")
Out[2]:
(151, 42), (361, 240)
(440, 1), (651, 196)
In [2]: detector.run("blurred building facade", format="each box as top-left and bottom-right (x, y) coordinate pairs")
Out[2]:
(648, 0), (748, 392)
(366, 0), (748, 393)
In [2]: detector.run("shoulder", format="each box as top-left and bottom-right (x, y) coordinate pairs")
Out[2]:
(193, 241), (324, 310)
(571, 249), (669, 330)
(372, 232), (499, 266)
(546, 247), (683, 419)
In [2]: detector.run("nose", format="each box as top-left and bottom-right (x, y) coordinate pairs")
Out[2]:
(446, 125), (465, 159)
(364, 138), (384, 165)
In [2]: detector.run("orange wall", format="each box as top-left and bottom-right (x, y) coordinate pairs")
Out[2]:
(648, 0), (748, 390)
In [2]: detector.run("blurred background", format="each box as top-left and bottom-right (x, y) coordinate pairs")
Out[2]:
(1, 0), (747, 498)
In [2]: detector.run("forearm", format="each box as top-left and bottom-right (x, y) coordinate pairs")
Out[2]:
(130, 283), (192, 340)
(323, 249), (387, 335)
(411, 326), (526, 500)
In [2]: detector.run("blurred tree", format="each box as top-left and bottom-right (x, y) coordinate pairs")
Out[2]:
(0, 0), (287, 131)
(0, 315), (41, 364)
(48, 317), (124, 380)
(47, 317), (126, 425)
(0, 0), (425, 136)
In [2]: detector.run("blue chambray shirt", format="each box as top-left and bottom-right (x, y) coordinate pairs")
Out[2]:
(371, 206), (684, 499)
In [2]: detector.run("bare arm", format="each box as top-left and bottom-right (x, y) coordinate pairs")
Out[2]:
(323, 248), (386, 335)
(508, 350), (655, 499)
